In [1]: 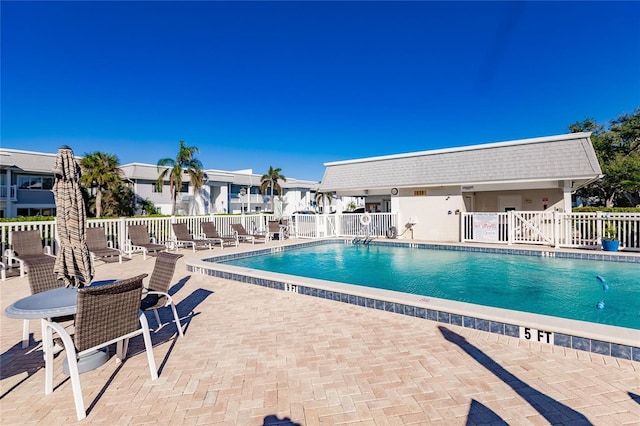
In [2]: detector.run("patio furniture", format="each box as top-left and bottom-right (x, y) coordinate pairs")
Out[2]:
(21, 256), (66, 348)
(279, 219), (290, 239)
(268, 220), (287, 241)
(127, 225), (167, 260)
(140, 252), (184, 337)
(201, 222), (237, 248)
(42, 274), (157, 420)
(231, 223), (268, 244)
(171, 223), (213, 252)
(86, 227), (122, 264)
(7, 230), (55, 278)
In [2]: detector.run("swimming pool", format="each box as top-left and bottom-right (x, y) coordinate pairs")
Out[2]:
(187, 240), (640, 361)
(221, 243), (640, 330)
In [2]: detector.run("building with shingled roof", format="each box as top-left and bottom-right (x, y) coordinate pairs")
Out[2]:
(318, 132), (602, 241)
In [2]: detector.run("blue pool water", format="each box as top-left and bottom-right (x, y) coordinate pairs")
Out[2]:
(223, 244), (640, 330)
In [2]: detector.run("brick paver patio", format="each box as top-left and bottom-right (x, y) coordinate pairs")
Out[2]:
(1, 241), (638, 425)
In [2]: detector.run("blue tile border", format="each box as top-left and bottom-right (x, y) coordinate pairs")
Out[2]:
(190, 239), (640, 361)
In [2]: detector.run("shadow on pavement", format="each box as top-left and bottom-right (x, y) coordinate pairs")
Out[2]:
(439, 326), (592, 426)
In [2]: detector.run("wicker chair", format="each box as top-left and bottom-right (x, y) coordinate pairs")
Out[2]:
(7, 230), (55, 277)
(86, 227), (122, 264)
(171, 223), (212, 252)
(127, 225), (166, 260)
(43, 274), (157, 420)
(201, 222), (237, 248)
(21, 257), (66, 348)
(231, 223), (268, 244)
(140, 252), (184, 337)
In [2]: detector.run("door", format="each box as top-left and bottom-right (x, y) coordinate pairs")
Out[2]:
(498, 195), (522, 212)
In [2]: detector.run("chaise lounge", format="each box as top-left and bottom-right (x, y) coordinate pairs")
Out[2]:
(127, 225), (167, 260)
(201, 222), (238, 248)
(86, 227), (122, 264)
(6, 230), (56, 277)
(171, 223), (213, 252)
(231, 223), (268, 244)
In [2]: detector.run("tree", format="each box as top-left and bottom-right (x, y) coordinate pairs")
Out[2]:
(315, 191), (334, 213)
(570, 108), (640, 207)
(156, 141), (204, 215)
(101, 181), (135, 217)
(260, 166), (286, 212)
(79, 152), (123, 218)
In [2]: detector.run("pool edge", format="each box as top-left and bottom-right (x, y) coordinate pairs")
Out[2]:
(186, 239), (640, 362)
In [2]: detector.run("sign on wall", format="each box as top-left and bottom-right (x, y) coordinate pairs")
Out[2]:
(473, 213), (499, 242)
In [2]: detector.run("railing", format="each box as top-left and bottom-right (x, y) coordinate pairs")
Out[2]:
(0, 185), (17, 201)
(462, 211), (640, 251)
(0, 214), (277, 262)
(0, 213), (398, 257)
(4, 211), (635, 260)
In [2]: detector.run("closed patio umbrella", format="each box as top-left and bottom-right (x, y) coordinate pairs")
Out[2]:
(53, 145), (94, 287)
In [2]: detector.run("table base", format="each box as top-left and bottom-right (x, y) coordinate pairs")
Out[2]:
(63, 348), (109, 375)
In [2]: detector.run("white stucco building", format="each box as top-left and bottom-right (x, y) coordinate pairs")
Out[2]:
(318, 133), (603, 241)
(0, 148), (318, 218)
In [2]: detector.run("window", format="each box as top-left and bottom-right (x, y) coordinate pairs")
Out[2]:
(180, 183), (189, 193)
(17, 175), (54, 190)
(414, 190), (427, 196)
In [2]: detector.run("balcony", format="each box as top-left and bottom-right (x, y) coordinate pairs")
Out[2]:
(0, 185), (17, 201)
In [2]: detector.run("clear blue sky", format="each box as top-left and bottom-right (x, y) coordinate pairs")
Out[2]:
(2, 1), (639, 182)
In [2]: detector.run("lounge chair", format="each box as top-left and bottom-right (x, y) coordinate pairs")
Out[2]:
(268, 220), (284, 241)
(86, 227), (122, 264)
(201, 222), (237, 248)
(7, 230), (56, 277)
(171, 223), (212, 252)
(127, 225), (166, 260)
(230, 223), (268, 244)
(140, 252), (184, 336)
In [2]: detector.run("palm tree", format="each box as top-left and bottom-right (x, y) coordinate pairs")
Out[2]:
(315, 191), (334, 213)
(79, 152), (123, 218)
(156, 141), (204, 215)
(260, 166), (286, 212)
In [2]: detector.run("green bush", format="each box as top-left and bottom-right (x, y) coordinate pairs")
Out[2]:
(0, 216), (55, 223)
(573, 207), (640, 213)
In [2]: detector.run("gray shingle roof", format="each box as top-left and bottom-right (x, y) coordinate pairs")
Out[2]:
(0, 149), (59, 173)
(318, 133), (602, 192)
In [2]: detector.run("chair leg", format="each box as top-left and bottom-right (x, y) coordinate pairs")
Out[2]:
(44, 320), (86, 420)
(153, 309), (162, 330)
(138, 313), (158, 380)
(22, 319), (30, 348)
(116, 338), (130, 363)
(169, 302), (184, 337)
(65, 348), (86, 420)
(42, 319), (54, 394)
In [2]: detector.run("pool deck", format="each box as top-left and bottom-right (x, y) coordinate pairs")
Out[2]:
(1, 239), (638, 425)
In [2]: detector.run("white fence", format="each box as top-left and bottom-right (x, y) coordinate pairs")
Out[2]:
(3, 211), (637, 260)
(0, 213), (399, 260)
(0, 214), (276, 260)
(462, 211), (640, 250)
